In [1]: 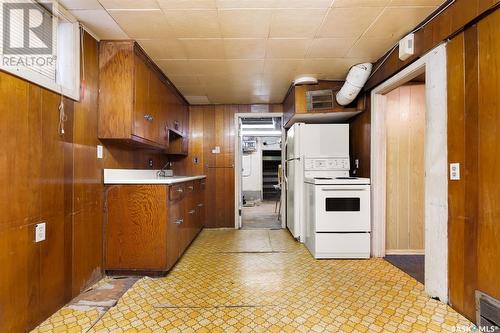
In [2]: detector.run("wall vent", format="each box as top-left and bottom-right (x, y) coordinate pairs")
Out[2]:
(306, 89), (335, 111)
(476, 291), (500, 332)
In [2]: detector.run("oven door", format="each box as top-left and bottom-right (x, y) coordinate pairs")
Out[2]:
(315, 185), (370, 232)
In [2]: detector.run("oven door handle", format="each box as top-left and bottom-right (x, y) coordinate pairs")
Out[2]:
(321, 189), (367, 191)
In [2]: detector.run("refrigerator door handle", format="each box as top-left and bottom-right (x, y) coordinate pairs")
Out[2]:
(286, 157), (300, 162)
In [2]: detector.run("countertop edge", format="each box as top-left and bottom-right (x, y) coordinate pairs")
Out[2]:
(103, 175), (207, 185)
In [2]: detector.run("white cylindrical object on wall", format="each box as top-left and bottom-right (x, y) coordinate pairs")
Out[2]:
(336, 63), (372, 106)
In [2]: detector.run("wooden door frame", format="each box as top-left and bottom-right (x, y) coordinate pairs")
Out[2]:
(234, 112), (285, 229)
(371, 44), (449, 302)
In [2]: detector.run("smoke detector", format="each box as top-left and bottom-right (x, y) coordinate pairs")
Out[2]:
(293, 76), (318, 86)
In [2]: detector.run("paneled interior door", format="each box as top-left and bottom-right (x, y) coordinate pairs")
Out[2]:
(385, 84), (425, 253)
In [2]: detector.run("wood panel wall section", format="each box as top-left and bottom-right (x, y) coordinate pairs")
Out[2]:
(385, 85), (425, 253)
(448, 8), (500, 321)
(349, 1), (500, 179)
(186, 104), (282, 228)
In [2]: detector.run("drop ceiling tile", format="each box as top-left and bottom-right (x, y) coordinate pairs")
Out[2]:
(177, 85), (208, 95)
(269, 9), (327, 38)
(163, 10), (221, 37)
(137, 39), (188, 59)
(59, 0), (102, 10)
(218, 9), (272, 38)
(223, 39), (267, 59)
(274, 0), (334, 8)
(189, 60), (229, 74)
(226, 59), (265, 74)
(180, 39), (225, 59)
(98, 0), (159, 9)
(263, 59), (302, 74)
(109, 10), (175, 39)
(318, 7), (384, 37)
(365, 6), (436, 39)
(296, 58), (360, 78)
(332, 0), (390, 7)
(156, 59), (194, 75)
(185, 95), (211, 104)
(266, 39), (311, 58)
(216, 0), (277, 9)
(70, 9), (127, 39)
(307, 38), (356, 58)
(157, 0), (217, 9)
(347, 37), (395, 59)
(165, 75), (201, 86)
(389, 0), (444, 6)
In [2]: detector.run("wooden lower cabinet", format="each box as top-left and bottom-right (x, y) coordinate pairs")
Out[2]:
(105, 178), (206, 273)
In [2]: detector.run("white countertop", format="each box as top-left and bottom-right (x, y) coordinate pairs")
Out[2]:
(104, 169), (206, 185)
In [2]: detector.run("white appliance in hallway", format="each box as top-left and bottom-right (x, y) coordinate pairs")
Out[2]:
(284, 123), (349, 241)
(303, 157), (371, 258)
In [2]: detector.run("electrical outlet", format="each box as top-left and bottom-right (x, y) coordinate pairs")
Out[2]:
(97, 145), (103, 159)
(148, 158), (154, 168)
(450, 163), (460, 180)
(35, 222), (46, 242)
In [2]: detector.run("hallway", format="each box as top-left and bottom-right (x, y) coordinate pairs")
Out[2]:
(34, 229), (470, 332)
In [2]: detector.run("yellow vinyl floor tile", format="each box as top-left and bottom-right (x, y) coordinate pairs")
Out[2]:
(34, 229), (471, 333)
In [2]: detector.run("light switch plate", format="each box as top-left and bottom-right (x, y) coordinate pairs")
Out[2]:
(97, 145), (103, 159)
(450, 163), (460, 180)
(35, 222), (46, 242)
(212, 146), (221, 154)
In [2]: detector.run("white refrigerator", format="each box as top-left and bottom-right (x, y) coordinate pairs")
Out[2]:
(284, 123), (350, 241)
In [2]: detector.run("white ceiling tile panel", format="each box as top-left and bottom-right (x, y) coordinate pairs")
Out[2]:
(218, 9), (272, 37)
(163, 10), (221, 37)
(109, 10), (175, 39)
(318, 7), (385, 38)
(347, 37), (395, 59)
(223, 39), (267, 59)
(137, 39), (188, 59)
(364, 6), (437, 39)
(266, 39), (312, 59)
(70, 9), (128, 39)
(157, 0), (217, 9)
(269, 9), (327, 38)
(59, 0), (102, 10)
(332, 0), (390, 7)
(98, 0), (159, 9)
(180, 39), (225, 59)
(307, 38), (356, 58)
(389, 0), (445, 6)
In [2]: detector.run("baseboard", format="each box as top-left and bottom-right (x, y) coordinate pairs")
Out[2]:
(385, 249), (425, 255)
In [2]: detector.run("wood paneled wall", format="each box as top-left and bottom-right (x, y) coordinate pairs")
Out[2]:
(346, 1), (499, 322)
(448, 8), (500, 320)
(0, 31), (176, 332)
(385, 85), (425, 253)
(186, 104), (282, 228)
(350, 2), (500, 179)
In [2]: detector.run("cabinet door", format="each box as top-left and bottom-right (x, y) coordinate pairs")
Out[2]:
(158, 82), (170, 148)
(196, 179), (206, 230)
(167, 199), (183, 268)
(184, 182), (197, 243)
(148, 72), (162, 144)
(133, 55), (158, 143)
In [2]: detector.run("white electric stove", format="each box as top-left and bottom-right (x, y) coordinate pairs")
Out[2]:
(303, 157), (371, 259)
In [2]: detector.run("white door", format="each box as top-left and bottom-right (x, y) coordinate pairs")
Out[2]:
(237, 118), (243, 229)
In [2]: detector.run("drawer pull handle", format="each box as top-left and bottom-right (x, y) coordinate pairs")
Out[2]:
(176, 188), (183, 193)
(187, 186), (194, 190)
(197, 203), (204, 207)
(188, 209), (195, 215)
(175, 219), (183, 225)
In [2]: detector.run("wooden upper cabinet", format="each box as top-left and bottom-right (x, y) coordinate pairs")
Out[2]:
(282, 80), (366, 128)
(98, 41), (189, 152)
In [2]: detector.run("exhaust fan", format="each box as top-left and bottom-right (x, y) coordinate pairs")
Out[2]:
(336, 63), (372, 106)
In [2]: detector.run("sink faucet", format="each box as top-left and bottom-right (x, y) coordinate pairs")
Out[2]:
(157, 162), (173, 178)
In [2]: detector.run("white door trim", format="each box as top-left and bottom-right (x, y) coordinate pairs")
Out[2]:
(370, 44), (448, 302)
(234, 112), (285, 229)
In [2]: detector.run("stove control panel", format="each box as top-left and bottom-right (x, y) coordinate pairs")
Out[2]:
(304, 158), (350, 171)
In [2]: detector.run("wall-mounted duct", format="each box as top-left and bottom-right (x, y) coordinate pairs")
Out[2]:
(336, 63), (373, 106)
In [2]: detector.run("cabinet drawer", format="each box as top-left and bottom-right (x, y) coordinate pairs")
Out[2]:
(169, 184), (184, 201)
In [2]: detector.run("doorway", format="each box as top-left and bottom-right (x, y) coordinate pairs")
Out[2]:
(371, 44), (448, 302)
(234, 114), (285, 229)
(384, 81), (426, 284)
